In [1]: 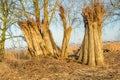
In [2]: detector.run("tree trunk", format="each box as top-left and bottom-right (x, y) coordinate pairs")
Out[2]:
(42, 24), (54, 55)
(18, 18), (47, 57)
(0, 28), (6, 61)
(88, 24), (95, 66)
(93, 22), (104, 66)
(59, 6), (72, 58)
(48, 29), (61, 57)
(82, 25), (89, 64)
(0, 41), (5, 61)
(0, 16), (7, 61)
(61, 26), (72, 58)
(77, 1), (105, 66)
(42, 0), (54, 56)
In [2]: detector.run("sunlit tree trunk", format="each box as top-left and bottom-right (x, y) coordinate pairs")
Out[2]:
(42, 24), (54, 55)
(18, 0), (60, 57)
(48, 30), (61, 57)
(78, 0), (105, 66)
(59, 6), (72, 58)
(61, 26), (72, 58)
(82, 25), (89, 64)
(18, 19), (47, 56)
(42, 0), (54, 55)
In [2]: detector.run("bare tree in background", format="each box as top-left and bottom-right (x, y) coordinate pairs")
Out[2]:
(109, 0), (120, 21)
(0, 0), (21, 61)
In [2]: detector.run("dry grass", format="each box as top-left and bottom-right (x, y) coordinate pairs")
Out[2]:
(0, 42), (119, 80)
(2, 51), (120, 80)
(103, 42), (120, 52)
(67, 42), (120, 54)
(0, 62), (11, 80)
(4, 49), (31, 61)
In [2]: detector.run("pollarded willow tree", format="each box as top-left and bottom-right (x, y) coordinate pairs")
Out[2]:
(18, 0), (59, 57)
(77, 0), (105, 66)
(18, 0), (72, 58)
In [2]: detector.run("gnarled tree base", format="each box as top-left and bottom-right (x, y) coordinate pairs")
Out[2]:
(18, 18), (60, 58)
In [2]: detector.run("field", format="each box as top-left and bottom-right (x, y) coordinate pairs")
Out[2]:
(0, 42), (120, 80)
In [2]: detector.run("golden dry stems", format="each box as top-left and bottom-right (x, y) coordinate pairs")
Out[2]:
(5, 49), (30, 61)
(103, 43), (120, 52)
(82, 3), (105, 25)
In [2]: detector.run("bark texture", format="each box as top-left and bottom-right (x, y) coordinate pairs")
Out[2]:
(0, 28), (6, 61)
(0, 0), (9, 61)
(18, 19), (47, 56)
(18, 18), (62, 57)
(18, 0), (62, 58)
(78, 1), (105, 66)
(59, 6), (72, 58)
(61, 26), (72, 58)
(0, 42), (4, 61)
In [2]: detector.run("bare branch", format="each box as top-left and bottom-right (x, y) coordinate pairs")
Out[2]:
(33, 0), (40, 26)
(19, 0), (29, 18)
(48, 0), (58, 27)
(44, 0), (49, 24)
(5, 35), (24, 40)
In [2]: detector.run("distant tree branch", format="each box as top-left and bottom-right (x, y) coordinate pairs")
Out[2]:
(48, 0), (58, 27)
(19, 0), (29, 19)
(5, 35), (24, 40)
(110, 0), (120, 9)
(113, 13), (120, 16)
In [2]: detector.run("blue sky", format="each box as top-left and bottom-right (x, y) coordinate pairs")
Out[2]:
(4, 0), (120, 49)
(5, 18), (120, 49)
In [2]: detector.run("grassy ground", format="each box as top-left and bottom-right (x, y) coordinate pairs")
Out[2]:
(0, 42), (120, 80)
